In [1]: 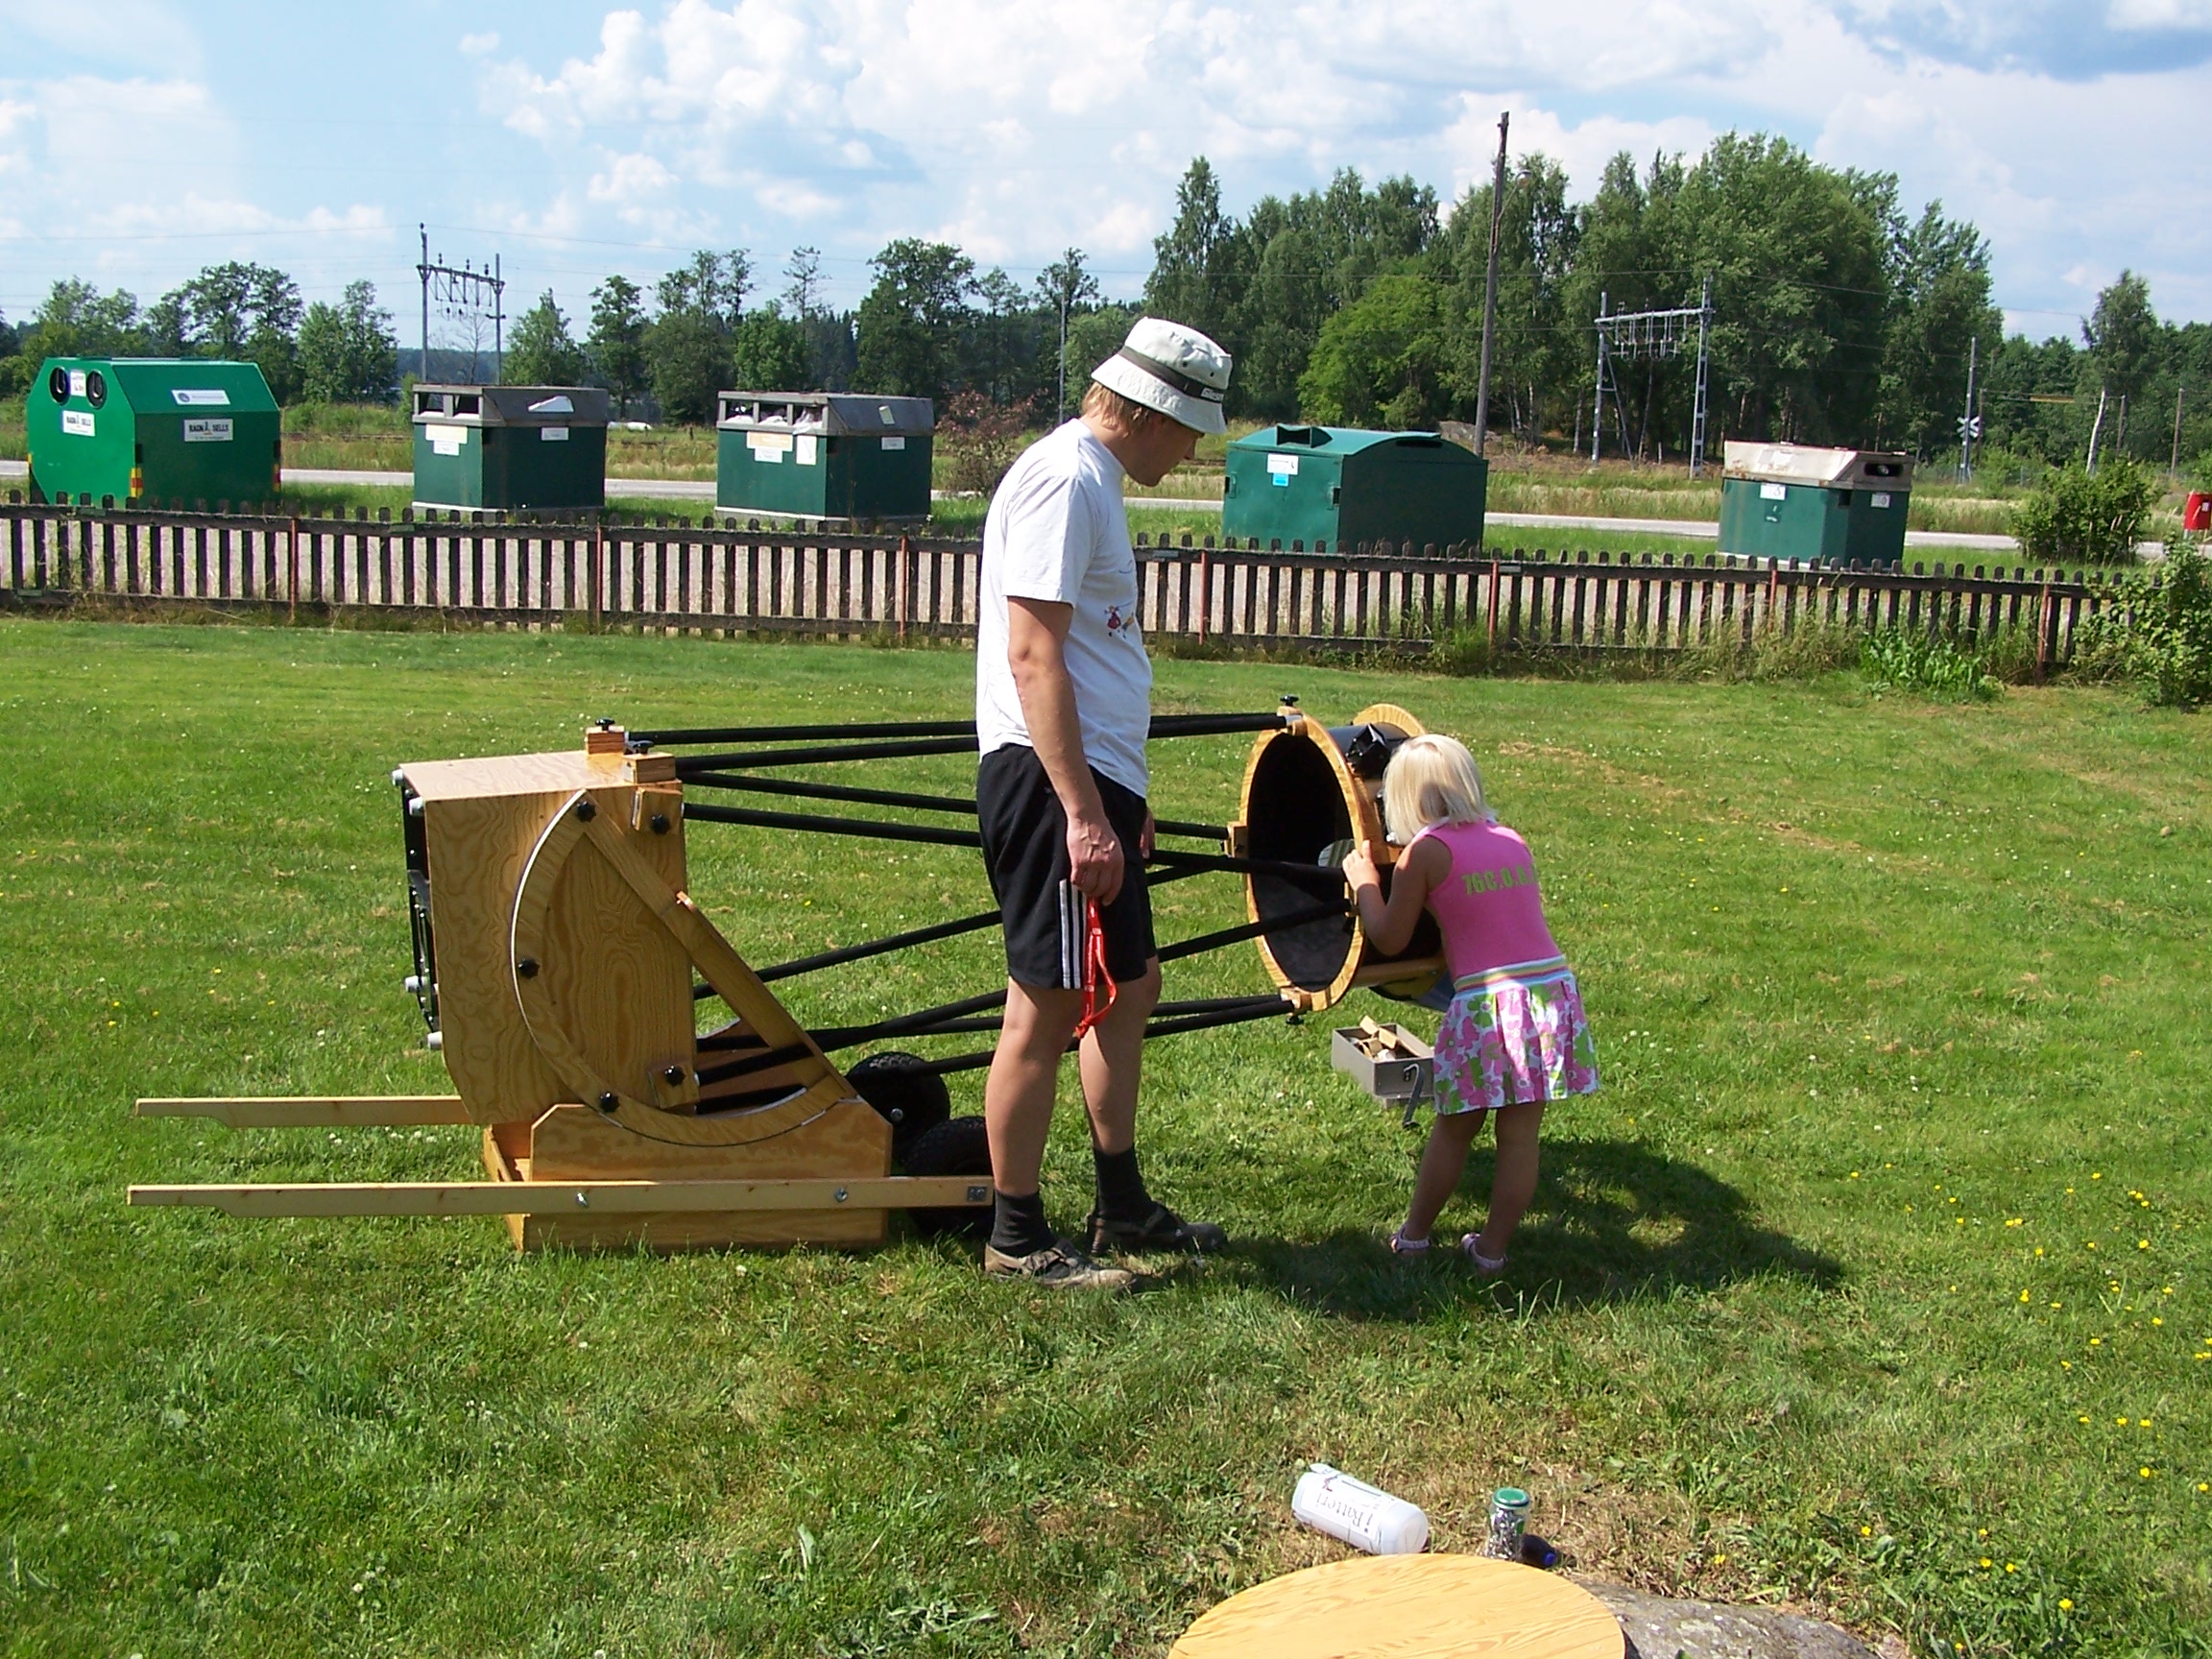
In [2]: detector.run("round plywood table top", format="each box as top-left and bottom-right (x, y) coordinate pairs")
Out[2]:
(1168, 1554), (1623, 1659)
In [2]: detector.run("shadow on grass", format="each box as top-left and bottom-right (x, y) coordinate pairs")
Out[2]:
(1230, 1137), (1841, 1322)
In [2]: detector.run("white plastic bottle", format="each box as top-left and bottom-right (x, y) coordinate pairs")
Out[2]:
(1291, 1463), (1431, 1555)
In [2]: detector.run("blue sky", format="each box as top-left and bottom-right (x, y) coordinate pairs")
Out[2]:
(2, 0), (2207, 354)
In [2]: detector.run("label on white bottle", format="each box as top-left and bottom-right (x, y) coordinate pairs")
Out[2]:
(1291, 1464), (1430, 1555)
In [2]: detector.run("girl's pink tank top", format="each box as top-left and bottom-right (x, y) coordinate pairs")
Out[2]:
(1406, 820), (1562, 984)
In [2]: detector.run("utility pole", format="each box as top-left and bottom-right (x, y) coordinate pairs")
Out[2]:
(1958, 334), (1979, 482)
(1689, 276), (1712, 478)
(1057, 291), (1070, 425)
(2174, 385), (2187, 482)
(1592, 291), (1608, 463)
(1472, 111), (1509, 456)
(419, 225), (430, 386)
(2086, 385), (2107, 473)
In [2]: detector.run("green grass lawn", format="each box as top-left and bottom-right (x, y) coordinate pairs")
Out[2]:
(1, 620), (2207, 1657)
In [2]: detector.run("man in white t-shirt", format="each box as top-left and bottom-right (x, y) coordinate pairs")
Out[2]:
(974, 317), (1233, 1289)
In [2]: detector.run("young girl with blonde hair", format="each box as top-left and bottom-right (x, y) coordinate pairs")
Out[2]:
(1341, 734), (1598, 1270)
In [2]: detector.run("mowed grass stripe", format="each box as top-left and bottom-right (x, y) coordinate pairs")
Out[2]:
(0, 619), (2205, 1657)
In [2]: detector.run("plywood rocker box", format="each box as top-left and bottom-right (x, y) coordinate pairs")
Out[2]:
(131, 703), (1445, 1253)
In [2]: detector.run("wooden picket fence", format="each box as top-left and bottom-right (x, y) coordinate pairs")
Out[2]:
(0, 498), (2121, 669)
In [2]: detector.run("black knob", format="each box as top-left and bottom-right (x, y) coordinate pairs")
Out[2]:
(516, 956), (539, 978)
(662, 1065), (685, 1086)
(575, 800), (597, 821)
(596, 1091), (618, 1112)
(649, 813), (670, 834)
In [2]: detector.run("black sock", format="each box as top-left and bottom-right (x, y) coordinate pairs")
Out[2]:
(989, 1190), (1053, 1257)
(1092, 1145), (1151, 1220)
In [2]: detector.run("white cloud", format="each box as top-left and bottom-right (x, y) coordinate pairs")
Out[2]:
(460, 30), (501, 56)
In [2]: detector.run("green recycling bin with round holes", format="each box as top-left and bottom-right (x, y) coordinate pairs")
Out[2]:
(27, 357), (281, 508)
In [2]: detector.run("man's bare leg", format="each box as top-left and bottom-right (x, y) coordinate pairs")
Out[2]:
(984, 979), (1083, 1198)
(1076, 958), (1159, 1156)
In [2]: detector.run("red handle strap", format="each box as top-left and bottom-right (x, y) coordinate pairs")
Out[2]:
(1073, 897), (1118, 1039)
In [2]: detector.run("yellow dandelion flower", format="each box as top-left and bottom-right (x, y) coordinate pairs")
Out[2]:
(2141, 1467), (2153, 1478)
(2059, 1599), (2074, 1611)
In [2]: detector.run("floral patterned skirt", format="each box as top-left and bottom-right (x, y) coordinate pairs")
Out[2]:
(1432, 955), (1599, 1116)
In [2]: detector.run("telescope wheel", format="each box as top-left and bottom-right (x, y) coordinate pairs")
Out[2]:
(901, 1116), (993, 1239)
(847, 1050), (950, 1165)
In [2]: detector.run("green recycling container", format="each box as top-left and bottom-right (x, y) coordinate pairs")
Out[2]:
(1717, 442), (1912, 566)
(1222, 425), (1488, 553)
(27, 357), (280, 508)
(715, 392), (934, 522)
(412, 384), (611, 512)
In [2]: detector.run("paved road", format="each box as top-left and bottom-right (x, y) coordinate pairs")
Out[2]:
(1124, 494), (2025, 552)
(0, 459), (2106, 555)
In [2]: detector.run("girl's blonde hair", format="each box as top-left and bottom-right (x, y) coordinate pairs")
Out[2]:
(1381, 733), (1493, 842)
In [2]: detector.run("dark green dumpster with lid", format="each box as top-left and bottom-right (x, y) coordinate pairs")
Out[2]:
(412, 384), (611, 513)
(715, 392), (934, 522)
(27, 357), (280, 508)
(1717, 442), (1912, 566)
(1222, 425), (1488, 553)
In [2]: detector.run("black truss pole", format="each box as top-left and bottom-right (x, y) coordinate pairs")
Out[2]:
(1153, 902), (1348, 965)
(685, 770), (977, 816)
(672, 734), (982, 775)
(637, 719), (979, 747)
(921, 995), (1295, 1076)
(680, 801), (983, 850)
(685, 770), (1229, 842)
(739, 907), (1005, 988)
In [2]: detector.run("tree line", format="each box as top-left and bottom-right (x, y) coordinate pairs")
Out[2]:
(5, 130), (2209, 472)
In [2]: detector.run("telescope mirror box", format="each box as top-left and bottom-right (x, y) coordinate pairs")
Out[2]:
(1332, 1019), (1433, 1102)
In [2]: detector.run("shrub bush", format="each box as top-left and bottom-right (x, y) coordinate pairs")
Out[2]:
(2071, 538), (2212, 708)
(2009, 458), (2155, 565)
(939, 393), (1038, 497)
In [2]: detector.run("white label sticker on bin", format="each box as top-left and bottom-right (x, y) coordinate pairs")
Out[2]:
(172, 389), (230, 406)
(68, 371), (86, 398)
(880, 435), (905, 451)
(748, 430), (792, 462)
(796, 434), (818, 466)
(1267, 453), (1300, 479)
(1870, 491), (1891, 508)
(540, 425), (569, 442)
(62, 409), (95, 437)
(1760, 481), (1787, 500)
(182, 418), (232, 443)
(426, 422), (467, 456)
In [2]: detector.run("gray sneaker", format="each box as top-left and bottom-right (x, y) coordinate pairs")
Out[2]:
(982, 1237), (1137, 1290)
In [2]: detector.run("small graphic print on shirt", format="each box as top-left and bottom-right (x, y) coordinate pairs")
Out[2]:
(1103, 602), (1134, 637)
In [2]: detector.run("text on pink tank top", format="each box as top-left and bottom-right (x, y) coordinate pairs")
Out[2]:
(1407, 820), (1562, 982)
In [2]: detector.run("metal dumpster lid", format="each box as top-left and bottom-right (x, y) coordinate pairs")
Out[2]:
(1722, 441), (1912, 489)
(412, 384), (612, 426)
(716, 391), (935, 436)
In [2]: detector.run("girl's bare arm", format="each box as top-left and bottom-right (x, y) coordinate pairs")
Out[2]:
(1343, 834), (1450, 956)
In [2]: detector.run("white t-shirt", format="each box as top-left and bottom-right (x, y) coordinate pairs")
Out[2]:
(975, 420), (1152, 797)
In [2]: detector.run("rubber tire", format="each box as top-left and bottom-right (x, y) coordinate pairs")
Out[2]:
(900, 1115), (993, 1238)
(847, 1050), (950, 1166)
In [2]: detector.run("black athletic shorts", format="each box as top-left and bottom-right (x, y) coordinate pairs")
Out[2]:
(977, 744), (1156, 989)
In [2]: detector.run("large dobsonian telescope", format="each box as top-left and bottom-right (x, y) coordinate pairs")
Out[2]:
(130, 701), (1442, 1252)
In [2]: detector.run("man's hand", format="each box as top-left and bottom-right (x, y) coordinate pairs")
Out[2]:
(1140, 808), (1155, 863)
(1068, 809), (1125, 905)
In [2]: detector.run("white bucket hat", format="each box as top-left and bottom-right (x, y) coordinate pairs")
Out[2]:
(1091, 316), (1232, 436)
